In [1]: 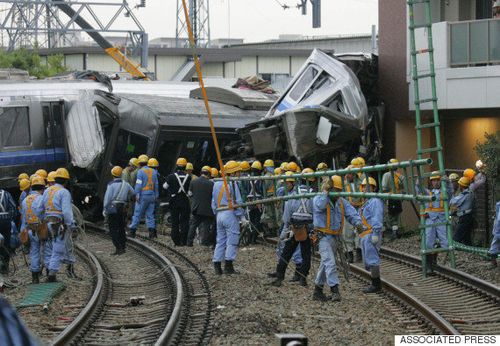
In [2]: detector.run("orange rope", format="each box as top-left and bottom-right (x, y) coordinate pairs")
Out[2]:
(180, 0), (233, 209)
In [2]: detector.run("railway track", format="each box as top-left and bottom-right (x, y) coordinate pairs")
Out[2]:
(263, 237), (500, 335)
(54, 226), (183, 345)
(136, 233), (214, 345)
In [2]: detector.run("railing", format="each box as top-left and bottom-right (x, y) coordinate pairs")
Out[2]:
(449, 18), (500, 67)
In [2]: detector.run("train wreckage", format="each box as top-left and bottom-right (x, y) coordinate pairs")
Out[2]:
(0, 49), (382, 217)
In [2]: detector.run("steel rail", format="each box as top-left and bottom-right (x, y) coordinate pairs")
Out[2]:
(53, 244), (104, 346)
(55, 223), (184, 345)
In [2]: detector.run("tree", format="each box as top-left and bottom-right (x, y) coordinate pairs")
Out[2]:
(0, 48), (66, 78)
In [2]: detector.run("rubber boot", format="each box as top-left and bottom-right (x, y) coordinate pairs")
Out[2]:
(330, 285), (341, 302)
(289, 265), (302, 282)
(214, 262), (223, 276)
(363, 277), (382, 293)
(425, 254), (434, 275)
(129, 228), (136, 238)
(32, 272), (40, 284)
(224, 261), (238, 275)
(148, 228), (157, 239)
(347, 251), (354, 264)
(47, 274), (57, 282)
(355, 248), (362, 263)
(313, 285), (329, 302)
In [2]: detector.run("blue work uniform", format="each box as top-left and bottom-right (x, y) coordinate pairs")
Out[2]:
(313, 194), (361, 287)
(488, 202), (500, 256)
(450, 187), (475, 245)
(129, 166), (159, 231)
(19, 190), (28, 206)
(40, 183), (75, 275)
(416, 183), (452, 249)
(212, 181), (244, 262)
(21, 191), (49, 274)
(104, 178), (134, 250)
(359, 198), (384, 270)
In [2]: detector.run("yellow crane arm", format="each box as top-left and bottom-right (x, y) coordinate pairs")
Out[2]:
(104, 47), (149, 80)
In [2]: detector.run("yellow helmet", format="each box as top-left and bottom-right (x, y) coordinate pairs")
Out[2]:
(224, 160), (241, 174)
(47, 171), (57, 183)
(350, 158), (361, 167)
(316, 162), (328, 171)
(148, 158), (159, 168)
(286, 162), (298, 172)
(35, 169), (48, 179)
(138, 154), (149, 164)
(388, 158), (398, 164)
(264, 159), (274, 168)
(274, 167), (282, 175)
(280, 162), (288, 170)
(210, 167), (219, 178)
(240, 161), (251, 171)
(18, 173), (29, 181)
(29, 174), (39, 183)
(111, 166), (123, 178)
(361, 177), (377, 187)
(357, 157), (366, 167)
(463, 168), (475, 180)
(176, 157), (187, 167)
(19, 178), (30, 191)
(201, 165), (211, 173)
(458, 176), (470, 187)
(285, 171), (295, 182)
(302, 168), (315, 182)
(332, 175), (343, 190)
(186, 162), (194, 171)
(429, 171), (441, 180)
(449, 173), (460, 181)
(31, 176), (45, 187)
(251, 161), (262, 170)
(55, 167), (70, 180)
(129, 157), (139, 167)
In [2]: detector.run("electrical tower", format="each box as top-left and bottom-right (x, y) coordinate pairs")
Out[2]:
(0, 0), (148, 67)
(176, 0), (210, 47)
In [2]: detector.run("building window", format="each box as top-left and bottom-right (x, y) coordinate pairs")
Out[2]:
(0, 106), (30, 148)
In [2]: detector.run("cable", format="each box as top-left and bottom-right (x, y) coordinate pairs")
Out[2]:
(273, 0), (290, 10)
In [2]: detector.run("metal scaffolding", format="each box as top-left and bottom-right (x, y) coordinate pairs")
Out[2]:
(176, 0), (210, 47)
(0, 0), (148, 66)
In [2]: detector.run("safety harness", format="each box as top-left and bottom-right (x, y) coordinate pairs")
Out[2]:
(25, 194), (40, 224)
(45, 185), (63, 216)
(217, 182), (235, 208)
(142, 167), (154, 191)
(425, 190), (444, 213)
(345, 182), (363, 207)
(317, 200), (344, 236)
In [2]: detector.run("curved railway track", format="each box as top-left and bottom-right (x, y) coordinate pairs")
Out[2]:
(54, 226), (183, 345)
(263, 238), (500, 335)
(136, 233), (214, 345)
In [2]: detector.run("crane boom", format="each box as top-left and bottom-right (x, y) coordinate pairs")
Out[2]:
(54, 1), (149, 80)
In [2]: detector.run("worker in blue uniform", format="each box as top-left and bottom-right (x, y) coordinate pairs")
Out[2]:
(18, 178), (30, 207)
(313, 175), (363, 301)
(415, 171), (452, 274)
(20, 176), (47, 284)
(40, 167), (76, 282)
(358, 177), (385, 293)
(488, 201), (500, 268)
(129, 154), (159, 239)
(247, 161), (264, 243)
(103, 166), (135, 255)
(212, 160), (247, 275)
(450, 177), (475, 246)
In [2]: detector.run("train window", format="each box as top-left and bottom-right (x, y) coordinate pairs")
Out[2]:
(43, 103), (65, 147)
(288, 65), (319, 102)
(111, 129), (149, 168)
(0, 106), (30, 148)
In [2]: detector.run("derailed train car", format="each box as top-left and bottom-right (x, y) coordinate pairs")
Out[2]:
(238, 49), (383, 168)
(0, 80), (265, 218)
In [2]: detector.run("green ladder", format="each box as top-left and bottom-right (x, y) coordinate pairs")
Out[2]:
(408, 0), (456, 276)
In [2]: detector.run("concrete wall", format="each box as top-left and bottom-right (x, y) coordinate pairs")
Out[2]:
(86, 53), (121, 72)
(202, 62), (224, 77)
(258, 56), (290, 75)
(155, 56), (186, 80)
(65, 54), (84, 70)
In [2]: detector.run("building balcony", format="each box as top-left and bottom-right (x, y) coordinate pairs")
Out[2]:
(408, 18), (500, 110)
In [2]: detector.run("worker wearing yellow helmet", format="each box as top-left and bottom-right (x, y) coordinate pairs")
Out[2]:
(238, 161), (251, 199)
(449, 175), (478, 247)
(35, 169), (48, 180)
(262, 160), (279, 230)
(20, 175), (47, 283)
(240, 161), (251, 172)
(246, 160), (264, 244)
(163, 158), (192, 245)
(185, 162), (198, 181)
(286, 161), (299, 173)
(18, 173), (29, 182)
(342, 165), (364, 263)
(301, 168), (316, 186)
(308, 175), (365, 301)
(18, 178), (31, 206)
(381, 158), (406, 240)
(42, 167), (77, 281)
(280, 162), (288, 171)
(103, 166), (135, 255)
(415, 170), (452, 275)
(129, 154), (160, 239)
(210, 167), (219, 179)
(212, 160), (247, 275)
(47, 171), (57, 186)
(122, 157), (140, 187)
(358, 176), (384, 294)
(264, 159), (274, 171)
